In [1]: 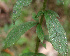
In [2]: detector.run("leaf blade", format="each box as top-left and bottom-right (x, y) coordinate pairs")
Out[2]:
(32, 12), (39, 21)
(32, 11), (44, 22)
(36, 11), (44, 18)
(3, 21), (37, 48)
(12, 0), (32, 21)
(36, 24), (44, 43)
(44, 10), (68, 56)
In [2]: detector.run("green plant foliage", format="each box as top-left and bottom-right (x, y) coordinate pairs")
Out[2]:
(44, 10), (59, 17)
(3, 21), (37, 49)
(44, 10), (68, 56)
(12, 0), (32, 21)
(32, 13), (39, 21)
(2, 0), (68, 56)
(20, 52), (46, 56)
(36, 24), (44, 43)
(1, 52), (11, 56)
(32, 11), (44, 22)
(36, 11), (44, 18)
(41, 42), (46, 48)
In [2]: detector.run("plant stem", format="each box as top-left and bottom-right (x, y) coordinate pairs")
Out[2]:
(40, 0), (47, 24)
(35, 0), (47, 55)
(35, 36), (40, 54)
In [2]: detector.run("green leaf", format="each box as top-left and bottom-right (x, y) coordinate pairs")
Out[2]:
(3, 21), (37, 49)
(41, 42), (46, 48)
(36, 11), (44, 18)
(44, 10), (59, 18)
(44, 10), (68, 56)
(36, 24), (44, 43)
(12, 0), (32, 21)
(32, 11), (44, 22)
(32, 13), (39, 21)
(20, 52), (46, 56)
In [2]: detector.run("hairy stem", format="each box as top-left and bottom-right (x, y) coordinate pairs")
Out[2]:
(40, 0), (47, 24)
(35, 0), (47, 55)
(35, 36), (40, 54)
